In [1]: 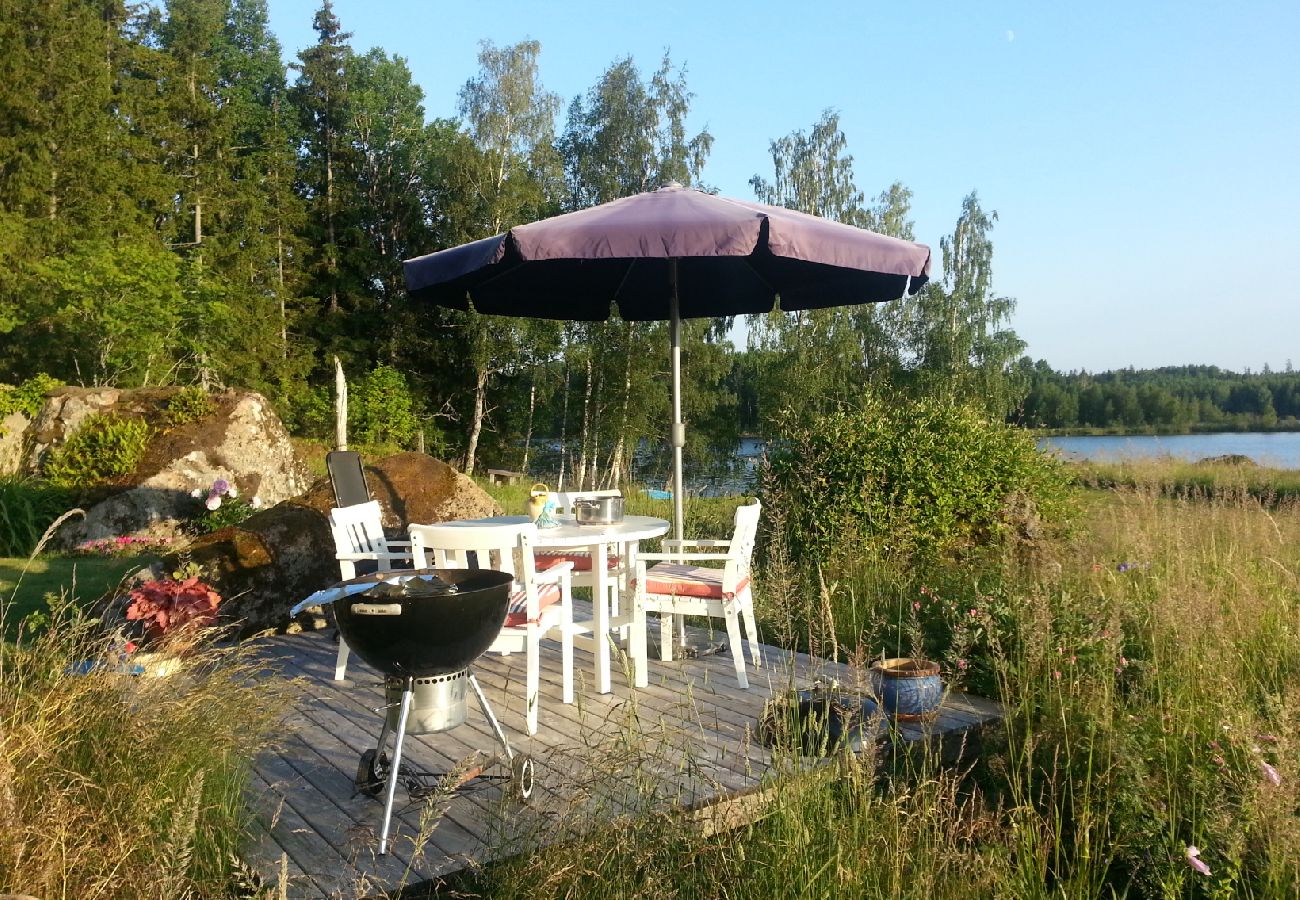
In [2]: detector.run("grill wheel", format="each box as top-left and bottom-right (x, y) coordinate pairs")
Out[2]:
(356, 749), (388, 797)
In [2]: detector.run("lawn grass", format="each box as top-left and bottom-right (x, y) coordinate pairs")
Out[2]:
(0, 554), (149, 639)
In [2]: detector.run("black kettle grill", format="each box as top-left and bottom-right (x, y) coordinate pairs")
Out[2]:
(329, 568), (532, 855)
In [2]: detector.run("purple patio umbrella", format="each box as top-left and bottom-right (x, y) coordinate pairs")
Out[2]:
(404, 183), (932, 540)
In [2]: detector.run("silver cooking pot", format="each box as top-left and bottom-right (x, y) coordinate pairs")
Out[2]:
(573, 496), (624, 525)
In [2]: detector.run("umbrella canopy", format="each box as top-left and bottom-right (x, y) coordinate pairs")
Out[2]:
(403, 183), (933, 537)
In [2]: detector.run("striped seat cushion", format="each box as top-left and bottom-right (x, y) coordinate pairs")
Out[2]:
(641, 563), (749, 600)
(534, 551), (621, 573)
(504, 582), (563, 627)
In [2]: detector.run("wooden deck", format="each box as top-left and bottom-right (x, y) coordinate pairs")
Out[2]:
(244, 617), (1004, 898)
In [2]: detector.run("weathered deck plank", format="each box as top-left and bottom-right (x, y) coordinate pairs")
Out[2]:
(243, 623), (1003, 897)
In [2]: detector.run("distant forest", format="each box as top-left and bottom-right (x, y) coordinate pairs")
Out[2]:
(1013, 362), (1300, 433)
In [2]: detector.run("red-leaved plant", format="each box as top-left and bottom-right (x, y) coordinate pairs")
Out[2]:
(124, 577), (222, 646)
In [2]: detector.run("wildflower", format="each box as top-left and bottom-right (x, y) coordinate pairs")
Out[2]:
(211, 478), (230, 495)
(190, 488), (204, 499)
(1185, 846), (1210, 876)
(1212, 755), (1225, 767)
(1260, 762), (1281, 786)
(1256, 734), (1279, 744)
(206, 493), (222, 511)
(969, 608), (979, 618)
(251, 496), (263, 509)
(957, 659), (967, 670)
(913, 601), (921, 611)
(1053, 670), (1062, 680)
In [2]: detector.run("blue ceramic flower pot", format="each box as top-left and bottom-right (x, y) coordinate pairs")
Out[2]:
(871, 657), (943, 719)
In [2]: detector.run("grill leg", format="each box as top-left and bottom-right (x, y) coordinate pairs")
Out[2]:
(468, 673), (513, 762)
(378, 678), (414, 856)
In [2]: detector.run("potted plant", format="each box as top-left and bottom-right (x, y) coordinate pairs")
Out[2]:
(869, 657), (944, 720)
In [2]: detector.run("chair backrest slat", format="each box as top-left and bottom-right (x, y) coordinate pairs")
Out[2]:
(329, 500), (387, 555)
(408, 521), (539, 586)
(731, 499), (762, 580)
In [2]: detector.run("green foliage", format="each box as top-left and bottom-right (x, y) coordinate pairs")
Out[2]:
(188, 497), (258, 535)
(766, 393), (1073, 564)
(42, 414), (152, 490)
(161, 386), (216, 428)
(352, 364), (419, 446)
(0, 374), (62, 421)
(0, 477), (77, 557)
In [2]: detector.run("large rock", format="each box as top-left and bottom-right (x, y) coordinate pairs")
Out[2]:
(30, 388), (309, 547)
(116, 452), (502, 639)
(0, 411), (28, 476)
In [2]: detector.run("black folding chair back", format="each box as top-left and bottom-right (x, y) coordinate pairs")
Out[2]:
(327, 450), (372, 508)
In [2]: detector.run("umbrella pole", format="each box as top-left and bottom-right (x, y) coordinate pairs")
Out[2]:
(669, 260), (685, 544)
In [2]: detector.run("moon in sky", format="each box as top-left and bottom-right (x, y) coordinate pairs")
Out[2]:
(1006, 29), (1016, 42)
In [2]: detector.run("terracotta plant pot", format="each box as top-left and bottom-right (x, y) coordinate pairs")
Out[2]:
(870, 657), (944, 720)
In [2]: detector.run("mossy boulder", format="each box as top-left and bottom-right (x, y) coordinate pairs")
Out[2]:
(118, 452), (502, 638)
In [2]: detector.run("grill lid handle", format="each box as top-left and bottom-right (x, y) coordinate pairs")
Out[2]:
(351, 603), (403, 616)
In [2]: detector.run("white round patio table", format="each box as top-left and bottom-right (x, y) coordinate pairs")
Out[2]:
(438, 514), (670, 694)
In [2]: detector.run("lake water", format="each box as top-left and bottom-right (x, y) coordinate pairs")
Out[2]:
(1039, 433), (1300, 470)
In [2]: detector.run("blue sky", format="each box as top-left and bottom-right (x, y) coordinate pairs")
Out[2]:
(266, 0), (1300, 374)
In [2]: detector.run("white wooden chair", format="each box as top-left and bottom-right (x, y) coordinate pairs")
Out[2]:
(329, 500), (413, 681)
(629, 499), (762, 689)
(533, 489), (624, 613)
(408, 521), (575, 736)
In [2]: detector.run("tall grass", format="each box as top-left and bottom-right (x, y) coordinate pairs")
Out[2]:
(447, 481), (1300, 898)
(0, 588), (299, 896)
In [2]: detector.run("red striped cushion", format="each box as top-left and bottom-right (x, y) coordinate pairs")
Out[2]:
(503, 582), (563, 627)
(642, 563), (749, 600)
(534, 551), (621, 573)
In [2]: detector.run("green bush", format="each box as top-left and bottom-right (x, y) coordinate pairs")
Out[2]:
(765, 393), (1073, 565)
(0, 373), (61, 421)
(352, 364), (419, 446)
(42, 413), (152, 489)
(160, 386), (215, 428)
(0, 476), (77, 557)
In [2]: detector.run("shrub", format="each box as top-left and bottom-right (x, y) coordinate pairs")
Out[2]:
(765, 392), (1073, 565)
(160, 385), (215, 428)
(0, 476), (77, 557)
(124, 576), (221, 647)
(352, 364), (420, 446)
(42, 413), (151, 489)
(0, 373), (61, 420)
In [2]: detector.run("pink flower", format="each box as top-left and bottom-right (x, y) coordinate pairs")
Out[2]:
(1185, 846), (1210, 876)
(957, 659), (967, 670)
(1053, 670), (1062, 680)
(1260, 762), (1281, 786)
(205, 493), (222, 511)
(913, 601), (921, 611)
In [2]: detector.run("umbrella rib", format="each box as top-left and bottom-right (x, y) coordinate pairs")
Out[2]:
(610, 258), (639, 307)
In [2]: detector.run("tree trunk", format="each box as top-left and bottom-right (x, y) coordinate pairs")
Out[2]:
(521, 377), (536, 473)
(334, 357), (348, 450)
(606, 322), (634, 488)
(464, 365), (489, 476)
(576, 347), (594, 490)
(557, 350), (571, 490)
